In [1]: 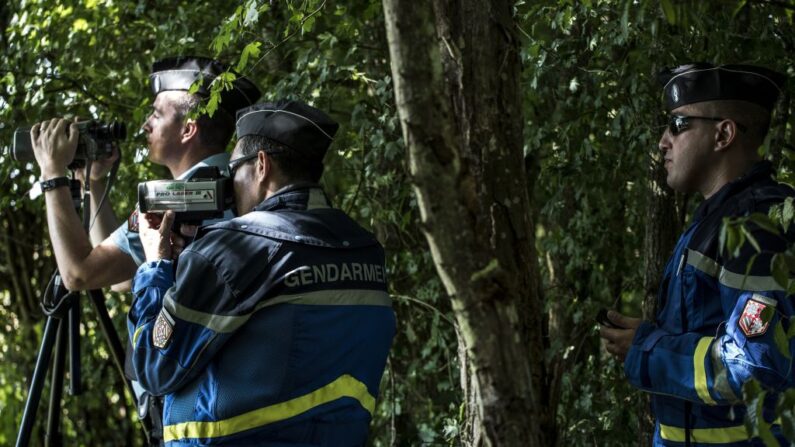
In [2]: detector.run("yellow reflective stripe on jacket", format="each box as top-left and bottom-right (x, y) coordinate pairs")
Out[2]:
(163, 374), (376, 442)
(132, 324), (146, 348)
(660, 423), (749, 443)
(694, 336), (717, 405)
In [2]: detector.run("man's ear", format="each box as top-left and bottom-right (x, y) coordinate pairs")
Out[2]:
(714, 119), (738, 152)
(181, 119), (199, 144)
(256, 150), (271, 182)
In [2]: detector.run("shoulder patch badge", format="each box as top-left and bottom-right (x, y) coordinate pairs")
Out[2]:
(153, 308), (175, 349)
(738, 294), (776, 338)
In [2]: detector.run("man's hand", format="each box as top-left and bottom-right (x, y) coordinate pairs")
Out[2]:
(75, 145), (120, 183)
(599, 311), (643, 362)
(31, 118), (79, 179)
(171, 224), (198, 258)
(140, 211), (175, 263)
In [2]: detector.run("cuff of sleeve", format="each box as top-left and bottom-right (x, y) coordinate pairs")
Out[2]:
(624, 321), (657, 386)
(133, 260), (175, 294)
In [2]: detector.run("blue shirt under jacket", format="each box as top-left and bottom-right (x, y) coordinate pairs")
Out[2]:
(625, 161), (795, 446)
(128, 185), (396, 446)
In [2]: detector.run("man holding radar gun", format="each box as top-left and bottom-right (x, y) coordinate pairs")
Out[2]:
(21, 56), (260, 445)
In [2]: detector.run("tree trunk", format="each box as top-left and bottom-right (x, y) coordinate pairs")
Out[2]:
(639, 148), (678, 445)
(383, 1), (550, 445)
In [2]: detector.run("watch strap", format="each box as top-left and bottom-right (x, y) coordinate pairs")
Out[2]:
(40, 176), (70, 192)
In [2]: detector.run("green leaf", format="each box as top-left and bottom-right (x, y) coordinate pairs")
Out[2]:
(741, 225), (761, 253)
(760, 304), (775, 324)
(660, 0), (677, 25)
(236, 41), (262, 73)
(783, 198), (794, 233)
(774, 322), (791, 360)
(187, 79), (201, 95)
(772, 255), (790, 290)
(72, 18), (89, 32)
(748, 213), (781, 236)
(205, 91), (220, 117)
(782, 410), (795, 442)
(731, 0), (748, 18)
(302, 16), (316, 34)
(243, 0), (259, 27)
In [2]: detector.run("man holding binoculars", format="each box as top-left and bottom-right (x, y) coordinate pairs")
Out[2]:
(29, 56), (260, 444)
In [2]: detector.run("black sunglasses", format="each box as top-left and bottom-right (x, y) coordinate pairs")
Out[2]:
(667, 114), (747, 136)
(227, 152), (260, 178)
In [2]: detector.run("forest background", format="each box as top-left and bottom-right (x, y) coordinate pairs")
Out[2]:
(1, 0), (794, 446)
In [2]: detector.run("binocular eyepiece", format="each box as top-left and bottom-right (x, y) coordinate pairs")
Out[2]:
(11, 120), (127, 169)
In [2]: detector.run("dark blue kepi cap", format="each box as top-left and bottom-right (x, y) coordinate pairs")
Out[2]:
(236, 100), (339, 163)
(150, 56), (261, 115)
(658, 63), (785, 112)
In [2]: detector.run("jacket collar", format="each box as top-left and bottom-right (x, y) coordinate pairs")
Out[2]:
(694, 160), (775, 220)
(252, 183), (330, 212)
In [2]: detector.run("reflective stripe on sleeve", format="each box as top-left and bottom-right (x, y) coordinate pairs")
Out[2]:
(164, 289), (392, 334)
(686, 250), (720, 277)
(719, 269), (784, 292)
(660, 423), (749, 443)
(686, 249), (784, 292)
(132, 324), (146, 348)
(694, 336), (717, 405)
(163, 374), (375, 442)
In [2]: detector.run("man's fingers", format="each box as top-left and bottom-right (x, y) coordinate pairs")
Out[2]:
(160, 211), (175, 235)
(54, 118), (66, 135)
(599, 326), (618, 342)
(142, 212), (161, 228)
(68, 121), (79, 146)
(607, 311), (641, 329)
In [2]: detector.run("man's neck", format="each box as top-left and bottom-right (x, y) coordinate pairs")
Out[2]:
(700, 156), (760, 200)
(167, 147), (222, 178)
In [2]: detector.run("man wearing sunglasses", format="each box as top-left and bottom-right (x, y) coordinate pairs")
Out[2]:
(128, 100), (395, 445)
(600, 63), (794, 446)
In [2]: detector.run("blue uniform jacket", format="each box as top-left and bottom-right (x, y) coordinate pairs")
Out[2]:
(128, 185), (396, 446)
(625, 162), (795, 446)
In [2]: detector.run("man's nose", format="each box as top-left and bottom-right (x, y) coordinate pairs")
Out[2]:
(141, 115), (152, 132)
(658, 130), (671, 153)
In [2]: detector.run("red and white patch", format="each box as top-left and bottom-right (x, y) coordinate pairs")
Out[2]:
(738, 298), (771, 338)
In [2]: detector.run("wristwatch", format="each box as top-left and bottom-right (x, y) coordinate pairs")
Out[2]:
(40, 176), (70, 192)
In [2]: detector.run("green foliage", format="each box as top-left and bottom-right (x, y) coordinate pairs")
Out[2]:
(2, 0), (795, 445)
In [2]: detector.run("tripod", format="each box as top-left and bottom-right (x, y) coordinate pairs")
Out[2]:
(16, 169), (152, 446)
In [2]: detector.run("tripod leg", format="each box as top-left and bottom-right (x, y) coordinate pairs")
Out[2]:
(46, 317), (68, 447)
(87, 289), (154, 445)
(68, 299), (81, 395)
(16, 317), (60, 447)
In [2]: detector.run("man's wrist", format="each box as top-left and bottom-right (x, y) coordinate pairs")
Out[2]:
(40, 176), (70, 192)
(41, 167), (67, 180)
